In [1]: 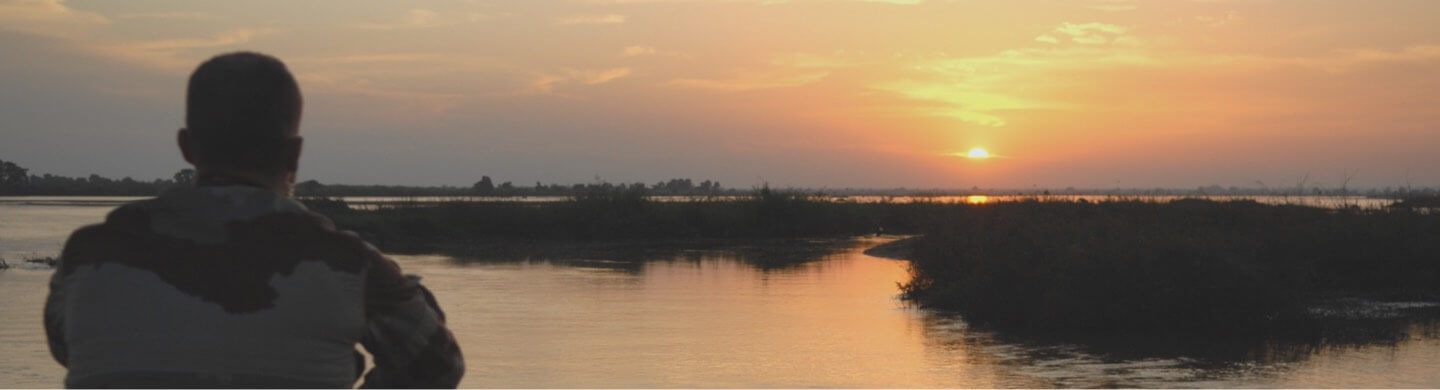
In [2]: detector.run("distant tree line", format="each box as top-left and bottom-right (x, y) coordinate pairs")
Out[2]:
(0, 159), (193, 196)
(4, 158), (1435, 198)
(295, 177), (731, 197)
(2, 158), (741, 197)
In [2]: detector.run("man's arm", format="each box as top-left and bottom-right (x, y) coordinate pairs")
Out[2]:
(44, 266), (69, 367)
(44, 225), (99, 368)
(358, 253), (464, 388)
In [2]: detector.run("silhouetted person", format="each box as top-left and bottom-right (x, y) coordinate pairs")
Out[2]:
(44, 52), (464, 388)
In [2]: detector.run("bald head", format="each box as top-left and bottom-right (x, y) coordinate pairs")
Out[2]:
(182, 51), (303, 175)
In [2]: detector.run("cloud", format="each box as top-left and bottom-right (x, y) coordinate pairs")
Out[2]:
(1292, 45), (1440, 73)
(871, 79), (1053, 127)
(622, 45), (657, 56)
(663, 52), (851, 93)
(85, 28), (278, 71)
(0, 0), (109, 37)
(668, 70), (829, 91)
(1085, 0), (1138, 12)
(865, 30), (1159, 126)
(769, 52), (856, 68)
(530, 67), (633, 94)
(867, 14), (1440, 130)
(115, 12), (217, 21)
(1055, 22), (1127, 36)
(119, 28), (272, 51)
(289, 53), (446, 66)
(579, 67), (633, 85)
(1050, 22), (1131, 45)
(355, 8), (499, 30)
(299, 72), (471, 114)
(1192, 11), (1243, 27)
(556, 14), (627, 25)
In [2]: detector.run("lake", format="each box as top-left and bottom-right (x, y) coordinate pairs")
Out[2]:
(2, 198), (1438, 387)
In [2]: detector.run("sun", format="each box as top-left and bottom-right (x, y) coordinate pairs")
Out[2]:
(965, 147), (991, 159)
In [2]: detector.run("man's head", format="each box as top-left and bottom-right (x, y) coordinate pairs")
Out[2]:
(179, 52), (303, 192)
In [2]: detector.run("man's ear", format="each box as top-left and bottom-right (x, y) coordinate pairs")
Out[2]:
(177, 128), (196, 165)
(284, 136), (303, 172)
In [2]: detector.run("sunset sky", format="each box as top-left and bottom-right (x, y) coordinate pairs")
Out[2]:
(2, 0), (1438, 189)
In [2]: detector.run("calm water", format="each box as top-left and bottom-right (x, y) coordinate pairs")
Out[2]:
(2, 200), (1438, 388)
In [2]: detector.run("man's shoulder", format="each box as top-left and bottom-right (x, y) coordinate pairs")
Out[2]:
(57, 191), (390, 313)
(62, 190), (387, 275)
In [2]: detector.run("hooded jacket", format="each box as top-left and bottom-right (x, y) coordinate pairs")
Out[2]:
(44, 185), (463, 388)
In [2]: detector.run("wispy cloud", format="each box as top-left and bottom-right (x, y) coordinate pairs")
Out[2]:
(1085, 0), (1138, 12)
(1044, 22), (1133, 45)
(120, 28), (273, 51)
(1056, 22), (1127, 42)
(85, 28), (278, 70)
(355, 8), (499, 30)
(289, 53), (446, 66)
(298, 72), (470, 114)
(0, 0), (109, 37)
(530, 67), (633, 94)
(669, 70), (829, 92)
(622, 45), (657, 56)
(357, 8), (441, 30)
(1192, 11), (1243, 28)
(115, 11), (217, 21)
(556, 14), (627, 25)
(769, 52), (857, 68)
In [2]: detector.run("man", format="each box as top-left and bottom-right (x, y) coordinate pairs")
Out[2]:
(44, 52), (464, 388)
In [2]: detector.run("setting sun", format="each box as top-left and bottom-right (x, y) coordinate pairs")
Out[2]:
(965, 148), (991, 159)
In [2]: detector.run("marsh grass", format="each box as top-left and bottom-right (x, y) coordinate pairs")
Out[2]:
(0, 255), (60, 269)
(422, 237), (865, 273)
(306, 186), (946, 250)
(899, 199), (1440, 337)
(1392, 194), (1440, 209)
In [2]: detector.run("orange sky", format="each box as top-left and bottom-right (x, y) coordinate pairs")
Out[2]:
(1, 0), (1438, 189)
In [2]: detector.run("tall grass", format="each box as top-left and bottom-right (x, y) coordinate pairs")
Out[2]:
(306, 185), (947, 251)
(899, 199), (1440, 336)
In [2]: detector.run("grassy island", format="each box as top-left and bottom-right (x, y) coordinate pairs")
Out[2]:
(899, 199), (1440, 337)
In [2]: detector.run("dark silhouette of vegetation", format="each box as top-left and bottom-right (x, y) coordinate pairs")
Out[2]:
(1, 160), (30, 190)
(0, 159), (194, 195)
(0, 159), (744, 197)
(173, 168), (195, 186)
(6, 159), (1438, 199)
(290, 177), (732, 197)
(0, 255), (60, 270)
(472, 176), (494, 194)
(303, 184), (943, 252)
(393, 238), (865, 273)
(1391, 194), (1440, 209)
(897, 199), (1440, 337)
